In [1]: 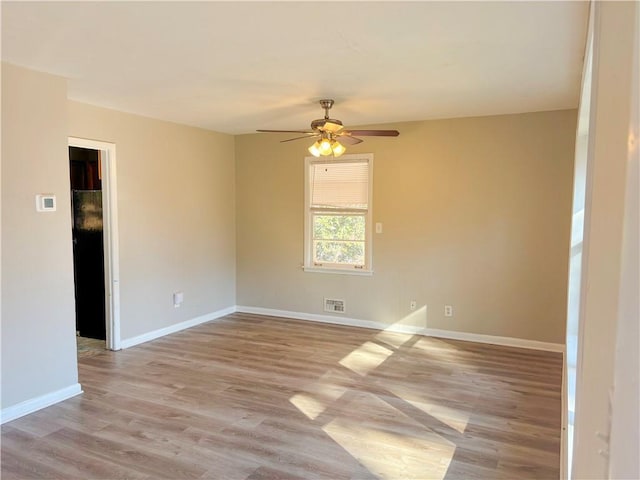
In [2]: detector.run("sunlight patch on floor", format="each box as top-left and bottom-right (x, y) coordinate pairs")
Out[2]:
(380, 376), (472, 434)
(290, 370), (351, 420)
(339, 341), (394, 376)
(290, 393), (327, 420)
(374, 330), (412, 349)
(323, 416), (455, 479)
(403, 398), (470, 434)
(412, 337), (475, 368)
(381, 306), (428, 335)
(288, 311), (464, 477)
(321, 393), (456, 480)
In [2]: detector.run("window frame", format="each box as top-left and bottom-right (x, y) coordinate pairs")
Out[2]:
(303, 153), (373, 275)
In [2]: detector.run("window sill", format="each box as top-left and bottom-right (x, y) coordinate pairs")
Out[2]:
(303, 266), (373, 276)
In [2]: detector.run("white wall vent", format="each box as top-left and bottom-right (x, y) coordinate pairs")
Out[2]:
(324, 298), (345, 313)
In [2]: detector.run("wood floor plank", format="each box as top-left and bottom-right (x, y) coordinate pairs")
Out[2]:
(1, 313), (563, 479)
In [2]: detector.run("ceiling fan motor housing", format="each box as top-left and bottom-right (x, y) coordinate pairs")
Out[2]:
(311, 99), (342, 131)
(311, 118), (343, 131)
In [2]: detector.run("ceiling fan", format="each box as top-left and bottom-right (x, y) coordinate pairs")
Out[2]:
(257, 99), (399, 157)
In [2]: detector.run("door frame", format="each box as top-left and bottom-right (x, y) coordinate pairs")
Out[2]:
(69, 137), (121, 351)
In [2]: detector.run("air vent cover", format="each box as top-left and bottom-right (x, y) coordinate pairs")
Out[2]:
(324, 298), (345, 313)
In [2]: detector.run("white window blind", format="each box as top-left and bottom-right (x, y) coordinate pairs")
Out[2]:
(310, 161), (369, 210)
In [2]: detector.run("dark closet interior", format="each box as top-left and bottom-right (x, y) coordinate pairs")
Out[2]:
(69, 146), (106, 340)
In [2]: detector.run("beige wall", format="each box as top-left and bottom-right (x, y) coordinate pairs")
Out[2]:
(236, 110), (577, 344)
(68, 101), (236, 340)
(1, 63), (79, 408)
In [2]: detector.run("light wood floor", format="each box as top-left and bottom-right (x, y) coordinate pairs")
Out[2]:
(2, 313), (563, 479)
(77, 336), (106, 358)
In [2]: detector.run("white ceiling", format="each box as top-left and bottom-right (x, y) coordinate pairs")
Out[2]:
(1, 1), (589, 135)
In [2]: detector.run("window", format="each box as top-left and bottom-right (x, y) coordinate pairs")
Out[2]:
(304, 154), (373, 274)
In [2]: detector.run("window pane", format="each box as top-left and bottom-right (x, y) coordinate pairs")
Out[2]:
(313, 215), (365, 265)
(314, 240), (365, 265)
(313, 215), (365, 241)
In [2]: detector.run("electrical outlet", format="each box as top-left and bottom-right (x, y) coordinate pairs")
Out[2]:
(410, 300), (417, 310)
(444, 305), (453, 317)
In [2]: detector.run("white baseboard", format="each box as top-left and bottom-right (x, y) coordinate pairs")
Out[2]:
(235, 306), (565, 353)
(1, 383), (82, 425)
(120, 306), (236, 349)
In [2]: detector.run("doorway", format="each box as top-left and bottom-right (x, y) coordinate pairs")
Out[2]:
(68, 137), (121, 351)
(70, 146), (105, 342)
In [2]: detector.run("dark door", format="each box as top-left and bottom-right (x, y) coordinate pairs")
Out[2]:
(69, 147), (106, 340)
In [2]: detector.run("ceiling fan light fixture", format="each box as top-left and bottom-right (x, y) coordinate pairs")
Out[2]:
(331, 141), (346, 157)
(308, 141), (322, 157)
(319, 138), (333, 156)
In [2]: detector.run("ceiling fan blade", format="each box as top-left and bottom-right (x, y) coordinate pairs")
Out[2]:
(337, 135), (364, 145)
(280, 134), (319, 143)
(344, 129), (400, 137)
(257, 129), (314, 134)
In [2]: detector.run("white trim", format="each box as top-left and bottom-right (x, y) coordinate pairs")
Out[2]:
(0, 383), (82, 425)
(563, 7), (596, 478)
(120, 306), (236, 349)
(303, 266), (373, 276)
(561, 352), (569, 479)
(68, 137), (121, 351)
(235, 306), (566, 353)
